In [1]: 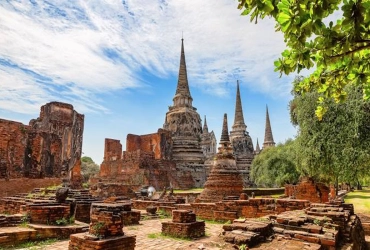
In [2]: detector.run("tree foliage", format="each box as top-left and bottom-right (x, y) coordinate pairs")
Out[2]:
(238, 0), (370, 119)
(251, 139), (300, 187)
(81, 156), (99, 182)
(290, 81), (370, 186)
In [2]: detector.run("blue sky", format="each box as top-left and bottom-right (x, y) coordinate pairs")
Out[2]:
(0, 0), (297, 164)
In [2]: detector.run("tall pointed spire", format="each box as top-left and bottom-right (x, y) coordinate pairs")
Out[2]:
(203, 115), (209, 134)
(232, 80), (247, 131)
(172, 38), (193, 108)
(255, 138), (261, 154)
(263, 106), (275, 148)
(175, 38), (191, 98)
(220, 113), (230, 144)
(217, 113), (234, 158)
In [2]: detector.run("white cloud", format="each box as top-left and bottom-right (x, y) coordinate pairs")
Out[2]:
(0, 0), (290, 114)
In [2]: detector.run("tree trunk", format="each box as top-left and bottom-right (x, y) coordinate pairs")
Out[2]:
(357, 180), (362, 190)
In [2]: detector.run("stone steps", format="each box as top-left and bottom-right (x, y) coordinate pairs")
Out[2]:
(222, 219), (272, 247)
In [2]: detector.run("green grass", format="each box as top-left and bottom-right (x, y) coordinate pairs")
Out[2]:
(198, 218), (231, 224)
(173, 188), (204, 193)
(147, 233), (160, 239)
(344, 188), (370, 214)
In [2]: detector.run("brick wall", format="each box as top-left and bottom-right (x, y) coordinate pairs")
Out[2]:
(104, 139), (122, 161)
(126, 129), (172, 160)
(285, 177), (330, 203)
(0, 102), (83, 184)
(183, 198), (312, 221)
(99, 149), (173, 190)
(0, 178), (61, 198)
(0, 119), (29, 178)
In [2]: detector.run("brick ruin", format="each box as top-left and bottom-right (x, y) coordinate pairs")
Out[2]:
(222, 202), (367, 249)
(98, 130), (175, 189)
(285, 177), (332, 203)
(0, 102), (83, 187)
(69, 203), (136, 250)
(161, 210), (205, 239)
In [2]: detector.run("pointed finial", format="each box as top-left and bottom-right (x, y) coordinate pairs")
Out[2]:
(217, 113), (234, 158)
(174, 38), (191, 98)
(255, 138), (260, 152)
(220, 113), (230, 143)
(232, 80), (246, 130)
(263, 105), (275, 148)
(203, 115), (209, 134)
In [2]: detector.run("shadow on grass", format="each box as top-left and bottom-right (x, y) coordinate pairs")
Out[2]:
(345, 194), (370, 199)
(345, 189), (370, 201)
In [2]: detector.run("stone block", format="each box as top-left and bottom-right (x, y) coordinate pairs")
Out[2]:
(161, 221), (205, 239)
(69, 232), (136, 250)
(172, 210), (196, 223)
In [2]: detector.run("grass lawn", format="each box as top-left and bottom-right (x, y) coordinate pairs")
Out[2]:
(173, 188), (204, 193)
(344, 188), (370, 214)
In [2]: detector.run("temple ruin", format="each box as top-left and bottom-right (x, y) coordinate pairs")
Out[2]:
(97, 39), (277, 189)
(0, 102), (83, 187)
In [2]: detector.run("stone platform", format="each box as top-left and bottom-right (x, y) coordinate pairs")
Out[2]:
(0, 221), (88, 247)
(28, 204), (70, 225)
(162, 210), (205, 238)
(69, 233), (136, 250)
(69, 202), (136, 250)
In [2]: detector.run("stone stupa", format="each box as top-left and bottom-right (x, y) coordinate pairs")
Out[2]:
(196, 114), (244, 203)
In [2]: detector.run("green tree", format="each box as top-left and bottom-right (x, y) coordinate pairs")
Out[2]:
(81, 156), (99, 183)
(251, 139), (300, 187)
(290, 81), (370, 190)
(238, 0), (370, 119)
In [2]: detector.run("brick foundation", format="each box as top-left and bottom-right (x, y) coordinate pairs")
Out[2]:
(285, 177), (330, 203)
(69, 202), (136, 250)
(28, 204), (70, 225)
(162, 210), (205, 238)
(69, 233), (136, 250)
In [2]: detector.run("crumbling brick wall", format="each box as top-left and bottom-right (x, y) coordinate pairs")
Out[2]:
(104, 138), (122, 161)
(99, 130), (174, 190)
(0, 119), (29, 178)
(126, 129), (172, 160)
(0, 102), (84, 183)
(285, 177), (330, 203)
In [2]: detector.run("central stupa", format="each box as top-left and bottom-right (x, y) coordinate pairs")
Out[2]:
(163, 39), (206, 187)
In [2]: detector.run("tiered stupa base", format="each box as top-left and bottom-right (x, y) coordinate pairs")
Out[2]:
(197, 159), (244, 203)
